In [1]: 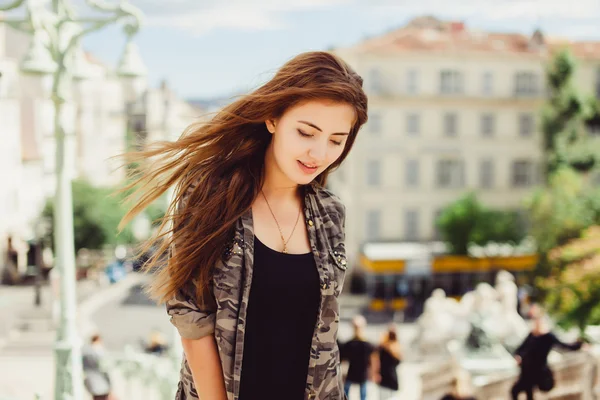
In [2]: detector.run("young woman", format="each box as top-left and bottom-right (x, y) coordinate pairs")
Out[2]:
(511, 305), (584, 400)
(121, 51), (368, 400)
(376, 325), (402, 400)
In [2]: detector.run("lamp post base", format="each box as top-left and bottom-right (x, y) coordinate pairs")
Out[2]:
(54, 338), (84, 400)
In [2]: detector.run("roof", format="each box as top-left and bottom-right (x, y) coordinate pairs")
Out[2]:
(344, 16), (600, 60)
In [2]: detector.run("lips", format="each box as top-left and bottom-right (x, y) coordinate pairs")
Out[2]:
(298, 160), (319, 174)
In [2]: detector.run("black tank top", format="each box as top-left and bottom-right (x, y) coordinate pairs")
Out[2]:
(239, 236), (320, 400)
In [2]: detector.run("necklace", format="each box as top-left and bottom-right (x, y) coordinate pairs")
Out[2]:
(260, 189), (301, 254)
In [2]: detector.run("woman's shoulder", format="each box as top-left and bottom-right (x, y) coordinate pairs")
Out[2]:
(309, 183), (345, 217)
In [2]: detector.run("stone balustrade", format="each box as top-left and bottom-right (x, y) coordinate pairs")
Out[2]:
(420, 350), (600, 400)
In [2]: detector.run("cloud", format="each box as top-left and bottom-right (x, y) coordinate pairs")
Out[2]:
(368, 0), (599, 20)
(131, 0), (353, 35)
(365, 0), (600, 39)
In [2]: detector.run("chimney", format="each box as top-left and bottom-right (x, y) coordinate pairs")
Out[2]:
(450, 22), (465, 33)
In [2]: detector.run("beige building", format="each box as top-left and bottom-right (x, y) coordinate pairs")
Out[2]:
(0, 20), (199, 261)
(332, 17), (600, 262)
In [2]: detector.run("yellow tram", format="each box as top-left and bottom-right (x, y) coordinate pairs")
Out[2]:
(359, 242), (537, 319)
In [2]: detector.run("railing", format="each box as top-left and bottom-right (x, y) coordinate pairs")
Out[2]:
(420, 350), (599, 400)
(107, 345), (181, 400)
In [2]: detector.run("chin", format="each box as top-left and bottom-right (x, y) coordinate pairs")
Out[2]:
(286, 170), (316, 186)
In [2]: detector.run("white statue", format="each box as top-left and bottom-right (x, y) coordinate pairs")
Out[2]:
(494, 270), (529, 345)
(415, 271), (530, 356)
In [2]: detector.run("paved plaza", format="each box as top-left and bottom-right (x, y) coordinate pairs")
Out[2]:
(0, 275), (420, 400)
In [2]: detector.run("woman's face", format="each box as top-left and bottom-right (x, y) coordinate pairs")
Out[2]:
(265, 99), (355, 186)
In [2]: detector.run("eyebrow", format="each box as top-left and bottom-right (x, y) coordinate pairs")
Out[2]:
(298, 120), (349, 136)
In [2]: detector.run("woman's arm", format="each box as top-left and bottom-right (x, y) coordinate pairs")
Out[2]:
(181, 335), (227, 400)
(167, 280), (225, 399)
(551, 333), (583, 351)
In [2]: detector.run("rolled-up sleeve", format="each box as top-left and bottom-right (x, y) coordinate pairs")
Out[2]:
(166, 280), (217, 340)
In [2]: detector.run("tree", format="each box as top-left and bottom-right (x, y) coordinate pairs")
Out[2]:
(526, 167), (596, 255)
(541, 49), (600, 177)
(538, 226), (600, 336)
(437, 193), (526, 255)
(42, 179), (137, 252)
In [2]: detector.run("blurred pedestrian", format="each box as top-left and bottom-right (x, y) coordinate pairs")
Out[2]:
(341, 315), (378, 400)
(2, 236), (20, 285)
(120, 52), (368, 400)
(376, 324), (402, 400)
(145, 330), (169, 355)
(82, 334), (112, 400)
(440, 370), (476, 400)
(511, 304), (584, 400)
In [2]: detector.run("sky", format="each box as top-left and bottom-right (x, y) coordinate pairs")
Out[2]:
(68, 0), (600, 100)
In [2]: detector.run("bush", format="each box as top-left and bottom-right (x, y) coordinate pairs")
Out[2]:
(42, 179), (138, 252)
(437, 193), (526, 255)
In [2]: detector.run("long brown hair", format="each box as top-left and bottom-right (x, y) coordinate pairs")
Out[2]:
(120, 51), (368, 303)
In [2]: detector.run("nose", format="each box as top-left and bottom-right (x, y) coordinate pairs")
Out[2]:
(308, 140), (327, 163)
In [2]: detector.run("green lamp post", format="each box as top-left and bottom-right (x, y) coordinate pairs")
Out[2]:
(0, 1), (146, 398)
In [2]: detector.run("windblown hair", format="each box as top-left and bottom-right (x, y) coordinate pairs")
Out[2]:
(120, 51), (368, 303)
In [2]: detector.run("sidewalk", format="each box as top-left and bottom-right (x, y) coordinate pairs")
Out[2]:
(0, 273), (146, 400)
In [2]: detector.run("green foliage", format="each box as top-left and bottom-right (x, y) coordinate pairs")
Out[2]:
(538, 226), (600, 335)
(437, 193), (526, 255)
(542, 49), (600, 175)
(526, 167), (600, 256)
(42, 179), (138, 252)
(471, 210), (526, 246)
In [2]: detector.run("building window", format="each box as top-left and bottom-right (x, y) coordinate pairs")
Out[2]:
(405, 209), (419, 240)
(444, 113), (458, 137)
(407, 113), (420, 135)
(407, 69), (418, 94)
(512, 160), (535, 187)
(369, 68), (383, 94)
(482, 71), (493, 96)
(440, 70), (464, 94)
(479, 159), (494, 189)
(519, 113), (534, 137)
(366, 210), (381, 241)
(436, 159), (464, 188)
(514, 72), (539, 96)
(369, 113), (382, 135)
(481, 113), (495, 137)
(366, 159), (381, 186)
(405, 159), (419, 188)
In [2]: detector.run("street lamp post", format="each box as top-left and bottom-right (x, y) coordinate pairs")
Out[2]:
(0, 1), (145, 399)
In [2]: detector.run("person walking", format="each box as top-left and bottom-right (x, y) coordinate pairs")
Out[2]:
(511, 305), (584, 400)
(120, 51), (368, 400)
(440, 370), (476, 400)
(82, 334), (112, 400)
(341, 315), (378, 400)
(376, 325), (402, 400)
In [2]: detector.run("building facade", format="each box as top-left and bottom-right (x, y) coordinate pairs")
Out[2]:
(0, 21), (199, 266)
(332, 17), (600, 262)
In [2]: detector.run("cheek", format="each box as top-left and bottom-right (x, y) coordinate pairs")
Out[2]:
(326, 145), (345, 166)
(273, 130), (303, 159)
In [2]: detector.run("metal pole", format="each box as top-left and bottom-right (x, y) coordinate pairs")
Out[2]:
(34, 237), (42, 307)
(53, 85), (84, 400)
(1, 1), (145, 397)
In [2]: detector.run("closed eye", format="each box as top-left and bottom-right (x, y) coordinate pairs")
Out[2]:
(298, 129), (313, 138)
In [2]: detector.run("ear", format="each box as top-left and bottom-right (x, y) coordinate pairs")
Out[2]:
(265, 119), (276, 134)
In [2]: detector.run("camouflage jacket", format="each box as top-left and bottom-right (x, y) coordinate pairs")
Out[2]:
(166, 183), (348, 400)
